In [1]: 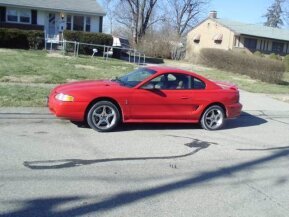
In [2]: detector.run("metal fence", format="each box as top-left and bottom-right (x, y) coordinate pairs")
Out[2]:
(45, 39), (146, 65)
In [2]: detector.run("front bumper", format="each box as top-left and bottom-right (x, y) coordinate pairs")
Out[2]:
(48, 93), (87, 122)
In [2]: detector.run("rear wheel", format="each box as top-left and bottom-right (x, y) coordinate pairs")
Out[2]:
(201, 105), (225, 130)
(87, 101), (120, 132)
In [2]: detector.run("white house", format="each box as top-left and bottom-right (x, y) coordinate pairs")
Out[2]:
(0, 0), (105, 42)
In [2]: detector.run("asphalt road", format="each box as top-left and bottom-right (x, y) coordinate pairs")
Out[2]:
(0, 90), (289, 217)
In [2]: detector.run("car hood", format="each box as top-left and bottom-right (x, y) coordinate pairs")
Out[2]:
(53, 80), (120, 93)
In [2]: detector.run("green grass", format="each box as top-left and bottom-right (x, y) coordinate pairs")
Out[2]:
(197, 69), (289, 94)
(0, 49), (135, 84)
(0, 84), (51, 107)
(0, 48), (136, 106)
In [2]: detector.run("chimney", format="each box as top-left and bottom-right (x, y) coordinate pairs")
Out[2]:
(209, 11), (217, 19)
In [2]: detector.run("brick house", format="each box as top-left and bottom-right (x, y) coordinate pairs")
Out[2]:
(186, 11), (289, 58)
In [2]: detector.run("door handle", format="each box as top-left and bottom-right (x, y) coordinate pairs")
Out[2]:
(180, 96), (190, 99)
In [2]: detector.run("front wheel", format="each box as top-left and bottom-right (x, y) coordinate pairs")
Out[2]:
(201, 105), (225, 130)
(87, 101), (120, 132)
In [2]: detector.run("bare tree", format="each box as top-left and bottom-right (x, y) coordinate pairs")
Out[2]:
(166, 0), (209, 37)
(114, 0), (162, 44)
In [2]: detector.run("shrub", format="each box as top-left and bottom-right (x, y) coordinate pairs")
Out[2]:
(283, 55), (289, 72)
(135, 30), (183, 59)
(137, 38), (172, 59)
(253, 51), (264, 57)
(198, 48), (285, 84)
(27, 31), (45, 49)
(269, 53), (281, 61)
(0, 28), (44, 49)
(63, 30), (113, 55)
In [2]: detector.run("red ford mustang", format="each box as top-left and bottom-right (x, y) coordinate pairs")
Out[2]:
(48, 66), (242, 132)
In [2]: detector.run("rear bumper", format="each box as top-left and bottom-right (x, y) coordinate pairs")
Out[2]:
(48, 94), (87, 122)
(226, 103), (242, 118)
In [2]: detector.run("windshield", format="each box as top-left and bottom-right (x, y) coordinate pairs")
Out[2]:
(114, 68), (156, 87)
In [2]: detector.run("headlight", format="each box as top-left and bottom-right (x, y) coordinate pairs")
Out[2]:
(55, 93), (74, 102)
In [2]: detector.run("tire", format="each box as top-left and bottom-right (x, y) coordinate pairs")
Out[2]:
(87, 101), (120, 132)
(201, 105), (225, 130)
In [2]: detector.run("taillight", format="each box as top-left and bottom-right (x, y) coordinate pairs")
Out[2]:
(236, 91), (240, 103)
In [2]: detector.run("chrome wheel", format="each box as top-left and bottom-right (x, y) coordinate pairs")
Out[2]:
(87, 101), (120, 132)
(92, 105), (116, 130)
(201, 105), (225, 130)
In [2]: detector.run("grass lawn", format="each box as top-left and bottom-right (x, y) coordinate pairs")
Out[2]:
(0, 49), (135, 84)
(0, 84), (50, 107)
(0, 48), (288, 107)
(0, 49), (135, 106)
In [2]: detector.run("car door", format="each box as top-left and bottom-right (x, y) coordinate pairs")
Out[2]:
(128, 73), (197, 121)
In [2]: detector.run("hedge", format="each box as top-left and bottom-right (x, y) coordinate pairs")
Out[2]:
(284, 55), (289, 72)
(0, 28), (44, 49)
(63, 30), (113, 55)
(198, 48), (285, 84)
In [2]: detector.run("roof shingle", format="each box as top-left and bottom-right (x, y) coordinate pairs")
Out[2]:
(0, 0), (105, 16)
(215, 18), (289, 42)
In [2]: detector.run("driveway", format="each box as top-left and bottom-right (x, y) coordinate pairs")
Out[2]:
(0, 90), (289, 217)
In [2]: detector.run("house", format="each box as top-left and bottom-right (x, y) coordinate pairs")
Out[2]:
(0, 0), (105, 42)
(186, 11), (289, 58)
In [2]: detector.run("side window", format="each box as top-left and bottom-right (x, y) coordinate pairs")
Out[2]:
(146, 73), (191, 90)
(193, 77), (206, 89)
(167, 74), (177, 82)
(145, 74), (177, 90)
(148, 74), (170, 89)
(143, 73), (206, 90)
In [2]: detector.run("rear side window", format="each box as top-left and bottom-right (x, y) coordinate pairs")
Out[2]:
(193, 78), (206, 89)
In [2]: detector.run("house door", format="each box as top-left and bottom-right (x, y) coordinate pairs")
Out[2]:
(48, 13), (56, 35)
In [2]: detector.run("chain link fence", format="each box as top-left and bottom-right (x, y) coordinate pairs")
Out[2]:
(45, 39), (146, 65)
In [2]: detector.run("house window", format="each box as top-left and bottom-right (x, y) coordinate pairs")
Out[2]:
(19, 10), (30, 23)
(7, 8), (31, 23)
(66, 15), (72, 30)
(272, 42), (284, 53)
(7, 9), (17, 22)
(66, 15), (92, 32)
(85, 17), (91, 32)
(215, 40), (222, 44)
(193, 34), (200, 44)
(244, 38), (257, 50)
(73, 16), (84, 31)
(213, 34), (223, 44)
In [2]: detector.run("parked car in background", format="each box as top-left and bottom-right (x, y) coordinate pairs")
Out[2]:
(48, 66), (242, 132)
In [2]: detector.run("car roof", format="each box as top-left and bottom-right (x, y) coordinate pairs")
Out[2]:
(145, 65), (206, 79)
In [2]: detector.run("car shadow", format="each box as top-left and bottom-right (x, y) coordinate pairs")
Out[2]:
(222, 112), (267, 130)
(70, 112), (267, 132)
(118, 123), (201, 131)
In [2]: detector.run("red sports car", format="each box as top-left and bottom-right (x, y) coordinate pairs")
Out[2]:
(48, 66), (242, 132)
